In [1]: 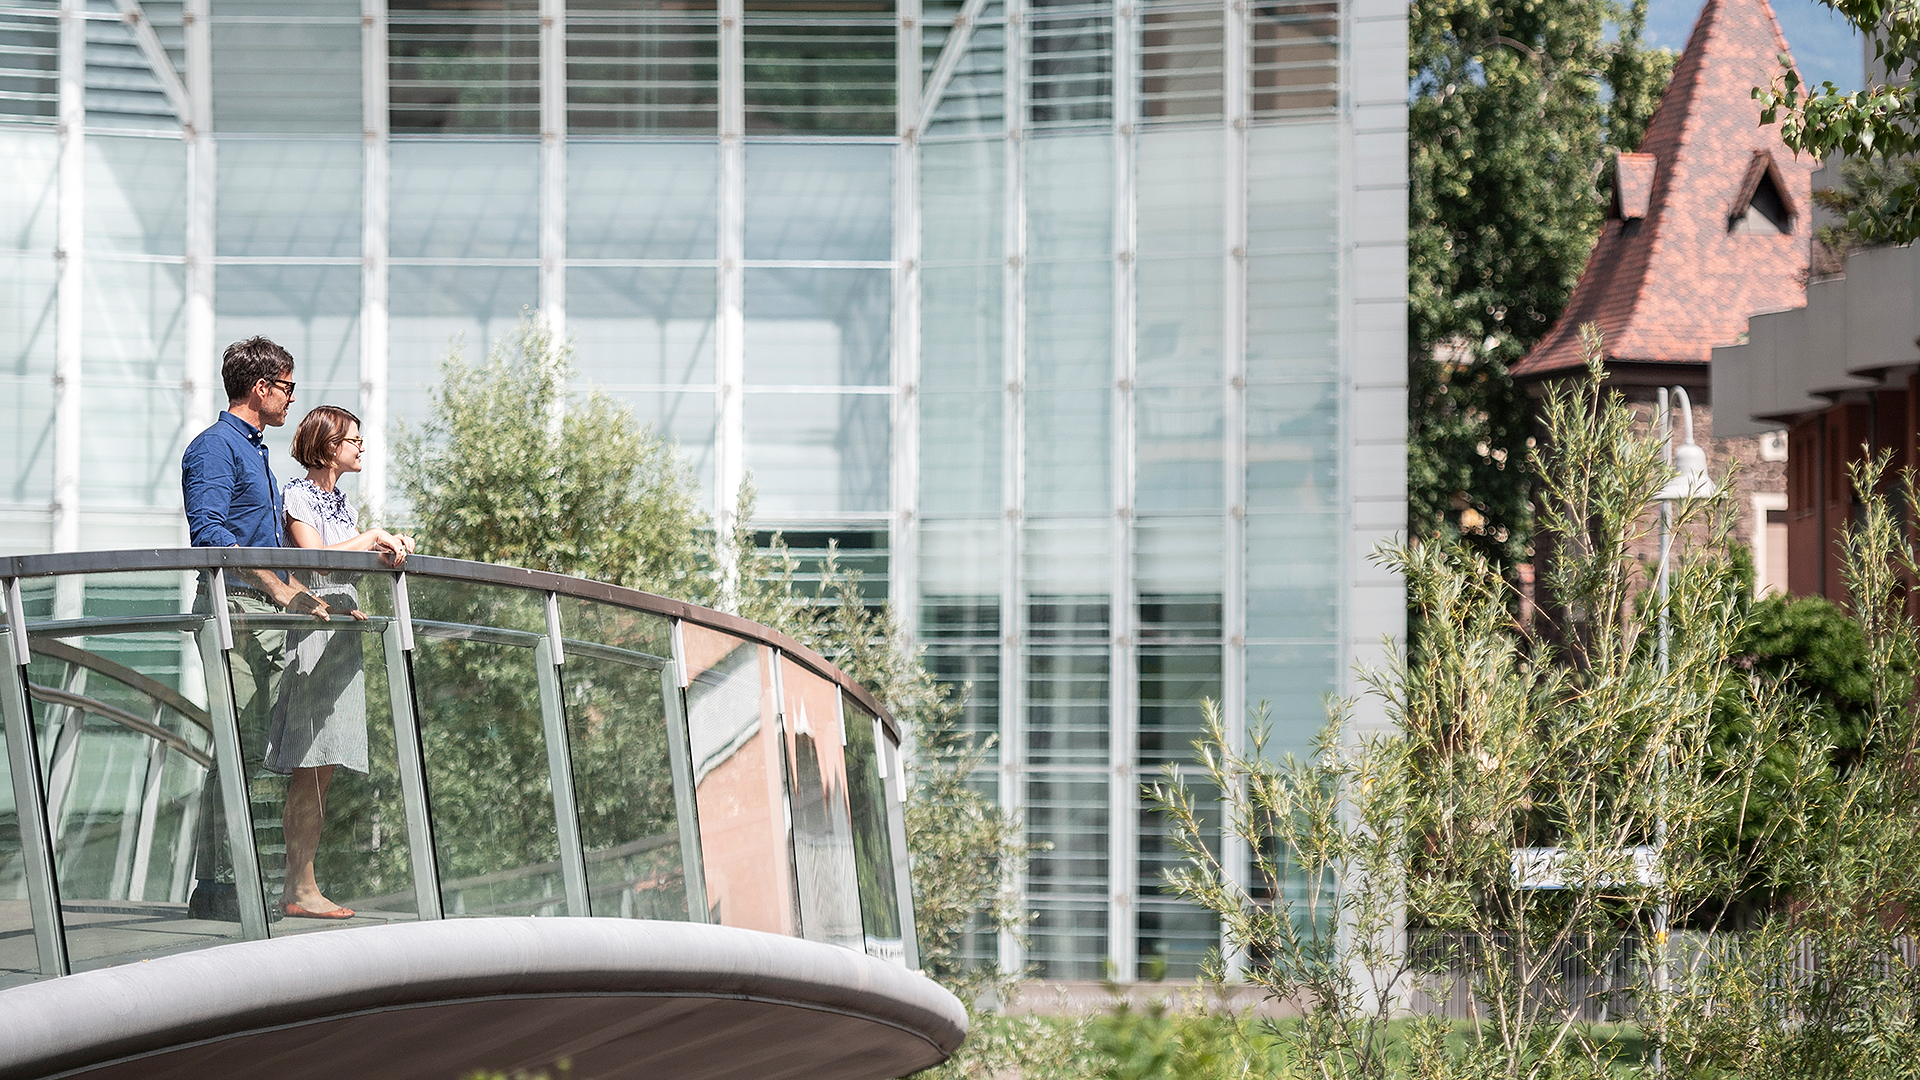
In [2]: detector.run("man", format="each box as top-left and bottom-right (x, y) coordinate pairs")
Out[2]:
(180, 336), (330, 921)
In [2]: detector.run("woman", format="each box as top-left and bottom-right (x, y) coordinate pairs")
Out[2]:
(267, 405), (416, 919)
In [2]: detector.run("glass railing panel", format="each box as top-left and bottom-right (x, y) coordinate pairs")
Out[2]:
(841, 691), (903, 963)
(0, 583), (38, 987)
(554, 596), (691, 920)
(16, 570), (246, 969)
(679, 622), (798, 934)
(222, 569), (419, 935)
(406, 578), (564, 917)
(780, 659), (863, 950)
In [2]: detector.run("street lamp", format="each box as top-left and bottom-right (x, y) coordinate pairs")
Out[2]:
(1649, 384), (1716, 1077)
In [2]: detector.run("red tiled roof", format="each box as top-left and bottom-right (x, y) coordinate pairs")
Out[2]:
(1509, 0), (1814, 379)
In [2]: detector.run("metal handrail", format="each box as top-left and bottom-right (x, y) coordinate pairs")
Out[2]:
(0, 548), (895, 737)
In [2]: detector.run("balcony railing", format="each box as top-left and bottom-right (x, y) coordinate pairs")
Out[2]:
(0, 548), (916, 985)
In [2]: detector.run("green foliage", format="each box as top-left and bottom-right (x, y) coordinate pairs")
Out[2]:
(1086, 1004), (1294, 1080)
(1408, 0), (1674, 573)
(1157, 334), (1817, 1079)
(1759, 1), (1920, 245)
(1737, 593), (1879, 761)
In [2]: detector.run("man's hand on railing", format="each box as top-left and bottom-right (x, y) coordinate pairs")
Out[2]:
(255, 570), (332, 622)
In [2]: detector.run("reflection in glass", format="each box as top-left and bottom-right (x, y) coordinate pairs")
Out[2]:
(19, 571), (246, 968)
(744, 143), (893, 262)
(407, 579), (563, 916)
(842, 693), (902, 961)
(781, 661), (862, 949)
(680, 623), (797, 934)
(557, 598), (691, 920)
(743, 392), (890, 515)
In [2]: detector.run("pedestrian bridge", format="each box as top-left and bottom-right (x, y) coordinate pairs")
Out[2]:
(0, 548), (963, 1080)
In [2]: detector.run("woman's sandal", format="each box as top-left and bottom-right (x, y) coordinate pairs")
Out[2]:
(283, 902), (354, 920)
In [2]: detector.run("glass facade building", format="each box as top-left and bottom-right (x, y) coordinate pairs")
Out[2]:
(0, 0), (1406, 981)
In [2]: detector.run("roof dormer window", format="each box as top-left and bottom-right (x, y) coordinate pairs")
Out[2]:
(1730, 150), (1794, 234)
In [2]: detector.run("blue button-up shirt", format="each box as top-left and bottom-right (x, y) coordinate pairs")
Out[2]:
(182, 411), (284, 550)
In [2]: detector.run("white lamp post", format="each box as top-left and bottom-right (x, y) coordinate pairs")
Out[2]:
(1650, 385), (1716, 1076)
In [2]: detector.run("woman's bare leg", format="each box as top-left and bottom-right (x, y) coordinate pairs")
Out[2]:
(282, 765), (340, 911)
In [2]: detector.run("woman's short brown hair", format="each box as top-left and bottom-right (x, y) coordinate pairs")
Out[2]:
(291, 405), (362, 470)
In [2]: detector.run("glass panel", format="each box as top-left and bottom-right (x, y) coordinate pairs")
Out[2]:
(923, 19), (1006, 137)
(211, 21), (361, 132)
(1137, 644), (1220, 765)
(1245, 512), (1339, 640)
(406, 578), (563, 916)
(0, 252), (56, 506)
(1246, 123), (1338, 253)
(1026, 771), (1107, 978)
(556, 598), (689, 919)
(85, 135), (186, 256)
(604, 389), (717, 499)
(1138, 7), (1224, 125)
(565, 2), (720, 134)
(918, 593), (999, 774)
(1245, 642), (1339, 756)
(0, 128), (60, 250)
(237, 570), (417, 934)
(1246, 381), (1337, 510)
(216, 139), (362, 258)
(214, 265), (361, 416)
(1022, 519), (1109, 596)
(780, 661), (862, 948)
(680, 622), (797, 933)
(571, 266), (717, 387)
(19, 571), (237, 967)
(1246, 252), (1338, 382)
(743, 268), (890, 386)
(1026, 260), (1110, 386)
(1027, 11), (1112, 128)
(81, 269), (189, 507)
(918, 390), (1000, 515)
(0, 588), (32, 987)
(920, 139), (1003, 266)
(1025, 134), (1112, 260)
(1249, 0), (1338, 120)
(841, 692), (902, 961)
(1136, 384), (1223, 511)
(918, 519), (1000, 597)
(387, 265), (541, 431)
(0, 7), (57, 124)
(1136, 261), (1223, 387)
(920, 264), (1003, 391)
(743, 392), (890, 515)
(390, 141), (541, 260)
(389, 1), (542, 135)
(744, 143), (892, 263)
(1137, 777), (1218, 978)
(1136, 129), (1222, 259)
(567, 141), (718, 260)
(743, 18), (895, 135)
(1024, 386), (1110, 512)
(1025, 585), (1108, 768)
(1135, 516), (1222, 596)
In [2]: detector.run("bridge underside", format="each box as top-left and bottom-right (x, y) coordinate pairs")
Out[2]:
(0, 920), (966, 1080)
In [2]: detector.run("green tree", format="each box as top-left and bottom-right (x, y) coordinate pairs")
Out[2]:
(1760, 1), (1920, 245)
(1409, 0), (1674, 573)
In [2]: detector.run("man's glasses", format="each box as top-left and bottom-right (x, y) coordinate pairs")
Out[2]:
(264, 377), (296, 396)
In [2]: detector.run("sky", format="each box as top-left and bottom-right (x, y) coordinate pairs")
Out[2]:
(1645, 0), (1864, 91)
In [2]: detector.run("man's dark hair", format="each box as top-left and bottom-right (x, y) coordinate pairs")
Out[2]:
(222, 337), (295, 403)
